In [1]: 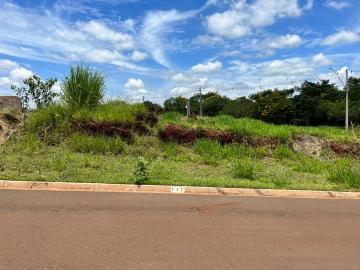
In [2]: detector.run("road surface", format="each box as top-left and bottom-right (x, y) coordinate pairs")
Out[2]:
(0, 190), (360, 270)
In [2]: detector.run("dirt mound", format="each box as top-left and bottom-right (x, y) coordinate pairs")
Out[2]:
(0, 110), (22, 144)
(291, 134), (326, 157)
(158, 124), (281, 147)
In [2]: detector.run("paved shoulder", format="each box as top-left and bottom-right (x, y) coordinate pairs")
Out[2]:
(1, 190), (360, 270)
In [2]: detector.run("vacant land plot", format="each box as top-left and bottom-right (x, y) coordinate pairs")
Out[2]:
(1, 103), (360, 192)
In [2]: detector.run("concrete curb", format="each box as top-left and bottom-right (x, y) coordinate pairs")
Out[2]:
(1, 180), (360, 199)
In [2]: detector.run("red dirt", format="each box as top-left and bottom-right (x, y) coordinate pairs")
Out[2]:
(158, 124), (281, 147)
(71, 120), (134, 142)
(330, 141), (360, 156)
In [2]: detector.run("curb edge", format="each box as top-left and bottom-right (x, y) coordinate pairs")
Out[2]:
(1, 180), (360, 199)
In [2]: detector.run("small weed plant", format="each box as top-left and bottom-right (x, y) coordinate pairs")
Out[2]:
(134, 157), (149, 185)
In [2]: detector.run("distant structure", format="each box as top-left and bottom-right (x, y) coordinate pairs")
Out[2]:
(0, 96), (22, 111)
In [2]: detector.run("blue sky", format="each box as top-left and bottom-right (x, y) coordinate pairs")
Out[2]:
(0, 0), (359, 103)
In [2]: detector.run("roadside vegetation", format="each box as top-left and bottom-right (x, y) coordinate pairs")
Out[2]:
(1, 64), (360, 192)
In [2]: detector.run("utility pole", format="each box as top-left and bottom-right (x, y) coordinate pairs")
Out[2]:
(199, 87), (203, 118)
(345, 69), (349, 130)
(142, 96), (145, 104)
(329, 68), (349, 130)
(186, 98), (190, 118)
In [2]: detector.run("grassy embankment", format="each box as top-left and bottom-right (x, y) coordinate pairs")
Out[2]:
(1, 101), (360, 192)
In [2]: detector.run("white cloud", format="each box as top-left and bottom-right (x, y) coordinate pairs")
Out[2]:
(131, 51), (148, 62)
(260, 57), (313, 76)
(321, 30), (360, 46)
(267, 34), (302, 49)
(124, 78), (145, 90)
(304, 0), (314, 10)
(84, 49), (125, 63)
(123, 78), (148, 101)
(0, 2), (148, 71)
(140, 1), (215, 68)
(79, 20), (134, 49)
(191, 61), (222, 73)
(0, 59), (33, 94)
(9, 67), (33, 81)
(171, 72), (195, 83)
(313, 53), (331, 66)
(0, 59), (19, 72)
(140, 9), (197, 67)
(325, 0), (351, 10)
(194, 35), (224, 46)
(193, 77), (209, 87)
(171, 86), (193, 95)
(206, 0), (302, 38)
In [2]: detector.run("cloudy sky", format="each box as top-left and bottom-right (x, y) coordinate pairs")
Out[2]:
(0, 0), (359, 103)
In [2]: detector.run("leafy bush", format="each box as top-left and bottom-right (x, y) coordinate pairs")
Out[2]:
(134, 157), (149, 185)
(68, 133), (124, 155)
(11, 75), (58, 110)
(27, 105), (71, 145)
(232, 159), (256, 180)
(61, 65), (105, 110)
(328, 159), (360, 189)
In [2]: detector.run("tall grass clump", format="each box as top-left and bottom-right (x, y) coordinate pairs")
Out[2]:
(68, 133), (124, 155)
(328, 159), (360, 189)
(232, 159), (256, 180)
(193, 139), (222, 165)
(61, 65), (105, 110)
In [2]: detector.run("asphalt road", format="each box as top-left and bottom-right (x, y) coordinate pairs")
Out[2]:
(1, 190), (360, 270)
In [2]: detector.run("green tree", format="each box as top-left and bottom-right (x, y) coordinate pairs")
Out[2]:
(250, 89), (295, 124)
(292, 80), (343, 125)
(203, 93), (230, 116)
(11, 75), (58, 110)
(348, 77), (360, 124)
(221, 97), (254, 118)
(163, 96), (187, 114)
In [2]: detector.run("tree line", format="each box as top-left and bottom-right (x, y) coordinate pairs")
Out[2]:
(163, 78), (360, 126)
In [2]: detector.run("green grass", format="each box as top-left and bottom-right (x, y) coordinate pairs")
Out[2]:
(160, 114), (358, 142)
(232, 159), (256, 180)
(2, 108), (360, 192)
(193, 139), (222, 165)
(67, 133), (125, 155)
(73, 101), (145, 123)
(328, 159), (360, 188)
(1, 132), (359, 192)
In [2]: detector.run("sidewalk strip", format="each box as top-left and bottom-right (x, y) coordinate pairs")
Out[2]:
(1, 180), (360, 199)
